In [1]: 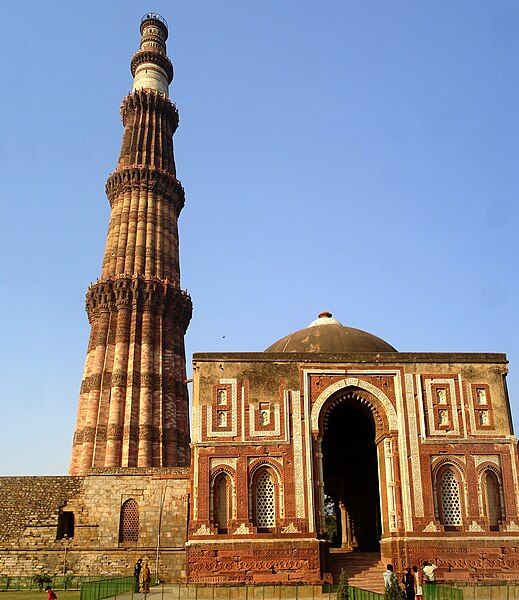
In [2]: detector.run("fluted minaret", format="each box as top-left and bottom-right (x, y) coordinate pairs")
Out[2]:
(69, 14), (192, 475)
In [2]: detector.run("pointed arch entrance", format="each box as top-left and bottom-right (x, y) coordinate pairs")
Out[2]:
(322, 392), (381, 549)
(311, 379), (397, 553)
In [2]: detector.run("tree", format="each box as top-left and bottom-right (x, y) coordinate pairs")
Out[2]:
(32, 575), (52, 591)
(336, 569), (349, 600)
(324, 494), (339, 545)
(384, 572), (403, 600)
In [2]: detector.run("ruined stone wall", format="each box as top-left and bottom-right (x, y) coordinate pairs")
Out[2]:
(0, 476), (83, 546)
(0, 470), (189, 581)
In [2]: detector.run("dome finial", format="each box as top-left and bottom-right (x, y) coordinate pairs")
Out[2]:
(308, 313), (343, 328)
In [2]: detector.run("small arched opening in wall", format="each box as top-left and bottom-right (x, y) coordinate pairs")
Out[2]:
(480, 467), (504, 531)
(211, 470), (233, 534)
(250, 463), (279, 533)
(434, 463), (465, 531)
(313, 384), (394, 552)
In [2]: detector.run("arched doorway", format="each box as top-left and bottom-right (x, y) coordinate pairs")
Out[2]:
(321, 391), (382, 551)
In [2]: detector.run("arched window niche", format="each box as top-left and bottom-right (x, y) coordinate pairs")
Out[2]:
(252, 467), (277, 532)
(119, 498), (139, 543)
(437, 465), (464, 531)
(212, 472), (231, 534)
(483, 469), (503, 531)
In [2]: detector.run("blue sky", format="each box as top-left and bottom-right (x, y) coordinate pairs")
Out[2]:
(1, 1), (517, 474)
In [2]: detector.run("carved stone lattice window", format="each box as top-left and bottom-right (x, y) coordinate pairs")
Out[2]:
(255, 470), (275, 529)
(440, 469), (462, 527)
(119, 498), (139, 543)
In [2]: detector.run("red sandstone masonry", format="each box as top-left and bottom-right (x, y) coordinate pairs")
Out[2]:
(69, 17), (191, 475)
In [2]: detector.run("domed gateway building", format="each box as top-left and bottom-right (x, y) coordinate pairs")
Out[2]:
(1, 15), (518, 590)
(189, 313), (519, 584)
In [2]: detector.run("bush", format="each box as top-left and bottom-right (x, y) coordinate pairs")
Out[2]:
(337, 569), (349, 600)
(384, 572), (403, 600)
(33, 574), (53, 591)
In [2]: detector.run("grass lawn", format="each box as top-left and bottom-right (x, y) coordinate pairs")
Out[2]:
(0, 593), (80, 600)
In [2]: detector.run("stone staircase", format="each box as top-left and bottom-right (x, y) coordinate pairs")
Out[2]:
(329, 549), (386, 594)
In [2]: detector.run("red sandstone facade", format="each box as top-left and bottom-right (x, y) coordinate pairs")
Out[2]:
(187, 347), (519, 584)
(69, 14), (191, 474)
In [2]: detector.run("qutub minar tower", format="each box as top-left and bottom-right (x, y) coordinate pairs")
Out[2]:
(0, 13), (518, 589)
(69, 14), (192, 474)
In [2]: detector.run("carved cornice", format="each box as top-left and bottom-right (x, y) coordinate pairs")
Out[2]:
(130, 49), (173, 83)
(85, 275), (192, 330)
(120, 89), (178, 128)
(105, 167), (185, 214)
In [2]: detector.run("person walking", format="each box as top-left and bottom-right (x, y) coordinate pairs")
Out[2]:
(139, 560), (151, 594)
(134, 558), (142, 593)
(413, 566), (423, 600)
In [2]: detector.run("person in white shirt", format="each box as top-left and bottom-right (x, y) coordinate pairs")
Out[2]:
(383, 564), (394, 588)
(422, 561), (438, 584)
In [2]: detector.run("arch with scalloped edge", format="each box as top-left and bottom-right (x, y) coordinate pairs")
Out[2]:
(310, 377), (398, 435)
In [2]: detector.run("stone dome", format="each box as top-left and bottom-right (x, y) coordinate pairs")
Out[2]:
(264, 312), (396, 353)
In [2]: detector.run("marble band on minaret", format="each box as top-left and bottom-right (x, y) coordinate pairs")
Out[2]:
(69, 15), (191, 475)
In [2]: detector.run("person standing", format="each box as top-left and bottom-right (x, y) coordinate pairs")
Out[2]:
(134, 558), (142, 592)
(383, 563), (394, 588)
(403, 567), (415, 600)
(139, 561), (151, 594)
(413, 566), (423, 600)
(423, 561), (438, 585)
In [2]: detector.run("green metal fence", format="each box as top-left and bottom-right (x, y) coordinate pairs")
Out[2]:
(80, 577), (135, 600)
(79, 576), (158, 600)
(423, 584), (464, 600)
(457, 583), (519, 600)
(347, 585), (384, 600)
(0, 576), (104, 592)
(322, 583), (383, 600)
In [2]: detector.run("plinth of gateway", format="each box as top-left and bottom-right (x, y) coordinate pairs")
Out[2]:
(0, 15), (518, 588)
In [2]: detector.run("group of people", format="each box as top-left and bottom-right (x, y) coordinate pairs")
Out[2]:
(384, 561), (438, 599)
(134, 558), (152, 594)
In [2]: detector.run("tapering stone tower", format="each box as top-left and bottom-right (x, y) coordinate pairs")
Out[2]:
(69, 14), (192, 475)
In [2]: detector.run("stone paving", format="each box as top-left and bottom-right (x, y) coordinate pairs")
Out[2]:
(111, 584), (338, 600)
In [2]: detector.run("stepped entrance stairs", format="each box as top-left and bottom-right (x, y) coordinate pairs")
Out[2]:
(329, 549), (386, 594)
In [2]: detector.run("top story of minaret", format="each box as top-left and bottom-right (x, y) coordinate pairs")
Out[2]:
(131, 13), (173, 96)
(69, 15), (192, 475)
